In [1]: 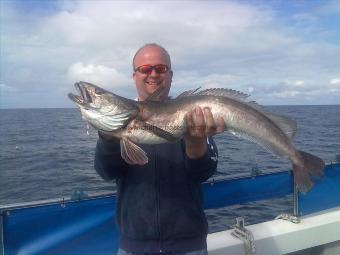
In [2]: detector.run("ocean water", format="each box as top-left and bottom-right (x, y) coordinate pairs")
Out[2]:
(1, 105), (339, 232)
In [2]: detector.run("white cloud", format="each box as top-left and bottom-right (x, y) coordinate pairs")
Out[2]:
(67, 62), (131, 90)
(1, 0), (340, 107)
(294, 80), (305, 86)
(247, 87), (254, 93)
(174, 71), (239, 87)
(0, 83), (18, 92)
(330, 78), (340, 86)
(272, 90), (301, 98)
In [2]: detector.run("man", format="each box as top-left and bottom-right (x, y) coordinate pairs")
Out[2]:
(95, 43), (224, 255)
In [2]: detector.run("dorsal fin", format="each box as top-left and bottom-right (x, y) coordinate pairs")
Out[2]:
(196, 88), (250, 101)
(265, 112), (297, 139)
(176, 87), (250, 101)
(247, 101), (297, 139)
(176, 87), (201, 98)
(263, 110), (297, 139)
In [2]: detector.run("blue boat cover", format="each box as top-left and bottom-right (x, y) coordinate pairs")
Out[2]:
(299, 163), (340, 215)
(2, 163), (339, 255)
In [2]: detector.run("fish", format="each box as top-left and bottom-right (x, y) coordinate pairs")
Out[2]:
(68, 81), (325, 193)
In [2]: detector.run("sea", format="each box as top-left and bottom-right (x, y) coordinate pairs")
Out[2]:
(1, 105), (339, 233)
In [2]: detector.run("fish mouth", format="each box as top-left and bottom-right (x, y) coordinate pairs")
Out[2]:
(68, 82), (93, 106)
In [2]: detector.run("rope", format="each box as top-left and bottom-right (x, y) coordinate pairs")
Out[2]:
(275, 213), (300, 224)
(231, 217), (256, 255)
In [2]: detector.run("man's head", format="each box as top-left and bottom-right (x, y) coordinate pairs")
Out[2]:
(132, 43), (173, 101)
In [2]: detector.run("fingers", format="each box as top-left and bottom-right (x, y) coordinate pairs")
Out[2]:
(185, 110), (194, 135)
(186, 106), (205, 137)
(203, 107), (217, 136)
(186, 106), (225, 137)
(194, 106), (205, 128)
(216, 116), (226, 133)
(203, 107), (225, 135)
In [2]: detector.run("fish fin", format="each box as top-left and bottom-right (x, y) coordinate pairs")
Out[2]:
(293, 150), (325, 193)
(176, 87), (250, 101)
(246, 102), (297, 139)
(229, 129), (286, 158)
(120, 138), (148, 165)
(265, 112), (297, 139)
(196, 88), (250, 100)
(176, 87), (201, 98)
(145, 86), (166, 101)
(135, 120), (177, 142)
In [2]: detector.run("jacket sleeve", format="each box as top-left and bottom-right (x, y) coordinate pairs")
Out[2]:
(184, 137), (218, 182)
(94, 132), (127, 180)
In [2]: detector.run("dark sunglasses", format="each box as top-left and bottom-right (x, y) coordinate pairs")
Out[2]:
(134, 64), (169, 75)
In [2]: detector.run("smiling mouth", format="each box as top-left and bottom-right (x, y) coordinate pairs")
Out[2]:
(146, 80), (162, 86)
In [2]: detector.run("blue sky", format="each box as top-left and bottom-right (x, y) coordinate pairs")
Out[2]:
(1, 0), (339, 108)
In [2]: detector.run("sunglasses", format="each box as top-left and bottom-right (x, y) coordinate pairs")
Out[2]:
(134, 64), (169, 75)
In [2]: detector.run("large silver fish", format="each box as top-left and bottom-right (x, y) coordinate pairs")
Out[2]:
(68, 81), (325, 192)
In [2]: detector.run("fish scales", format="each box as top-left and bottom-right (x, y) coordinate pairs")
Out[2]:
(136, 95), (293, 158)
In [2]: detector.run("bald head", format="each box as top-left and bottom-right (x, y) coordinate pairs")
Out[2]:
(132, 43), (173, 101)
(132, 43), (171, 70)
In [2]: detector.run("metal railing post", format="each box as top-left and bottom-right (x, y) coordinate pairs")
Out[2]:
(0, 210), (4, 255)
(293, 183), (299, 217)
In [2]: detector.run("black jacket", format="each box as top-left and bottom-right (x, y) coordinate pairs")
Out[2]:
(94, 135), (218, 253)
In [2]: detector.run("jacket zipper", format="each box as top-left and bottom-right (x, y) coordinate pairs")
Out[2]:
(154, 146), (162, 252)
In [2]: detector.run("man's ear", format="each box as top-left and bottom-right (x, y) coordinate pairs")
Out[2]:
(169, 70), (173, 80)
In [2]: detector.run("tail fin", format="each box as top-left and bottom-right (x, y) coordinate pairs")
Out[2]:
(293, 150), (325, 193)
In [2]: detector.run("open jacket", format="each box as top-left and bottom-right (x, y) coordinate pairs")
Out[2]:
(94, 134), (218, 253)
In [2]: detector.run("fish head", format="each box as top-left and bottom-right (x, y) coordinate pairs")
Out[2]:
(68, 81), (115, 110)
(68, 81), (138, 131)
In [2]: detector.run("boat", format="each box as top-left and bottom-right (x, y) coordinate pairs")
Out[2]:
(1, 159), (340, 255)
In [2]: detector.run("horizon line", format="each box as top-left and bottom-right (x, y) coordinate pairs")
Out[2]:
(1, 104), (340, 110)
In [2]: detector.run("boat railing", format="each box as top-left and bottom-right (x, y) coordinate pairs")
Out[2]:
(1, 161), (340, 255)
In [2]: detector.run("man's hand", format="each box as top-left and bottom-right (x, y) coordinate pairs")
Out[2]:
(184, 106), (225, 159)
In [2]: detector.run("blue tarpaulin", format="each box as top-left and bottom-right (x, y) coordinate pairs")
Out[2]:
(299, 163), (340, 215)
(1, 163), (339, 255)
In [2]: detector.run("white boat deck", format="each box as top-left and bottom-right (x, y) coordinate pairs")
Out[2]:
(208, 207), (340, 255)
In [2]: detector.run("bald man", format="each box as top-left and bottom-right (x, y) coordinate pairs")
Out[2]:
(95, 43), (223, 255)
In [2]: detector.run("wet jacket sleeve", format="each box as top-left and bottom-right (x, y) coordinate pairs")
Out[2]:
(94, 133), (127, 180)
(184, 137), (218, 182)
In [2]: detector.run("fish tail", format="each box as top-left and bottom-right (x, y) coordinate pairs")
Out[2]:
(292, 150), (325, 193)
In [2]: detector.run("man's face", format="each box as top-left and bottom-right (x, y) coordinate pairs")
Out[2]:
(133, 46), (173, 101)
